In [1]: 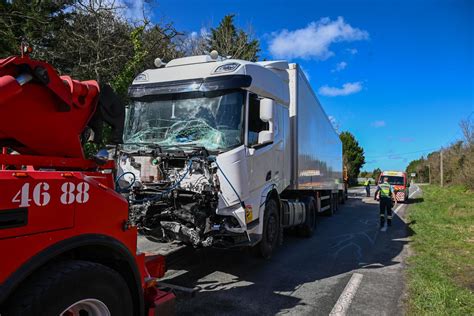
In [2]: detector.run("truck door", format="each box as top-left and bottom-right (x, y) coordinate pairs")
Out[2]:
(246, 93), (276, 221)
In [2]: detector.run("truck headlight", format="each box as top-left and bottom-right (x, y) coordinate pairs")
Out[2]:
(213, 63), (240, 74)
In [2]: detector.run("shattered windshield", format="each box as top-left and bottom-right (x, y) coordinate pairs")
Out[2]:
(124, 90), (245, 151)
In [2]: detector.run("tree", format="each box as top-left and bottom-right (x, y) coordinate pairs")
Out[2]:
(1, 1), (181, 87)
(405, 116), (473, 188)
(372, 168), (382, 182)
(208, 14), (260, 61)
(339, 131), (365, 185)
(406, 157), (429, 183)
(179, 28), (210, 56)
(0, 0), (74, 57)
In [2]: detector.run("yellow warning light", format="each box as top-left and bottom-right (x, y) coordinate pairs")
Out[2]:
(245, 205), (253, 224)
(13, 172), (28, 177)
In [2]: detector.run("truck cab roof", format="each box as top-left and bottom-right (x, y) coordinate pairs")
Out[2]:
(131, 54), (290, 106)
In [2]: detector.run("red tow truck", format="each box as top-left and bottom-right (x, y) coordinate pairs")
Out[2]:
(0, 54), (175, 315)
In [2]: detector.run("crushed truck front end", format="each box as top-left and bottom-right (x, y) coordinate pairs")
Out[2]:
(119, 55), (291, 250)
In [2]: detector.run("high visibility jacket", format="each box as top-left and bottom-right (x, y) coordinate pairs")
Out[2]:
(364, 180), (369, 186)
(378, 183), (392, 199)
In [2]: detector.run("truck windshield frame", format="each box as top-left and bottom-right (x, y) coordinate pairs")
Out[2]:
(124, 89), (246, 151)
(380, 176), (405, 185)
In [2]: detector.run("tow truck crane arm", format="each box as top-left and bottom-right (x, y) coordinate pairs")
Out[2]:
(0, 55), (100, 158)
(0, 54), (175, 315)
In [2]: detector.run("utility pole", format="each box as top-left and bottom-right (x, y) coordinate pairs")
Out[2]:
(440, 150), (444, 187)
(428, 163), (431, 184)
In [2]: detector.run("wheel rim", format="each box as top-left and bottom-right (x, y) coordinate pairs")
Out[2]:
(267, 214), (277, 243)
(61, 299), (111, 316)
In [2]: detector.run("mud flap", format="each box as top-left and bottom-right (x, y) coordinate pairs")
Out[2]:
(148, 290), (176, 316)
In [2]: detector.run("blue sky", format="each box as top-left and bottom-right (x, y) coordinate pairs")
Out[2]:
(145, 0), (473, 171)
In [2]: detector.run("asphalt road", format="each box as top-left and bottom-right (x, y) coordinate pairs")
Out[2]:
(160, 185), (423, 316)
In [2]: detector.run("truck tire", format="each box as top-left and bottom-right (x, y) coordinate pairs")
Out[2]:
(324, 197), (334, 216)
(255, 198), (280, 259)
(298, 197), (316, 238)
(4, 260), (133, 316)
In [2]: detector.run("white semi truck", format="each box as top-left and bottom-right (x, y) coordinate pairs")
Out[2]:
(118, 53), (344, 258)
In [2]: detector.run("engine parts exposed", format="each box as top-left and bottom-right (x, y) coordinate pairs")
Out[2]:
(120, 145), (240, 247)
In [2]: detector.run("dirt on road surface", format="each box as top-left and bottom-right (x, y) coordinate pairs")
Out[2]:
(159, 185), (422, 316)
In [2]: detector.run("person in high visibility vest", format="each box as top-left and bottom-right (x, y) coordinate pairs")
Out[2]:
(374, 177), (397, 229)
(364, 179), (370, 197)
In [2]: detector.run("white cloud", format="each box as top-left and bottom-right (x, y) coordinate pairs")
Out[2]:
(116, 0), (145, 21)
(347, 48), (358, 55)
(318, 82), (363, 97)
(127, 0), (144, 18)
(332, 61), (347, 72)
(268, 17), (369, 60)
(371, 120), (386, 128)
(190, 27), (209, 40)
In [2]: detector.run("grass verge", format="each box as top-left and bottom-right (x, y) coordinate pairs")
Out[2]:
(407, 185), (474, 315)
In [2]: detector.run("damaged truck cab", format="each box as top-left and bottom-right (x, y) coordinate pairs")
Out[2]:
(121, 54), (343, 257)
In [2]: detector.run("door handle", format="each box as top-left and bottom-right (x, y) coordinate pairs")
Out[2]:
(266, 171), (272, 181)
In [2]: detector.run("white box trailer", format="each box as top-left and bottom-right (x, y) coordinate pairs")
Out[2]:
(288, 63), (343, 192)
(121, 54), (346, 258)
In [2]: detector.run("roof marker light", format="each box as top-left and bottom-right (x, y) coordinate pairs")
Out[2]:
(210, 50), (219, 60)
(154, 58), (167, 68)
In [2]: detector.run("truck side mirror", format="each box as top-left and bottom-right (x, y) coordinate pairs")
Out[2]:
(258, 131), (274, 144)
(260, 98), (274, 122)
(258, 98), (274, 145)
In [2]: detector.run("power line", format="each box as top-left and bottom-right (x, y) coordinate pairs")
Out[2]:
(365, 147), (441, 159)
(364, 112), (473, 161)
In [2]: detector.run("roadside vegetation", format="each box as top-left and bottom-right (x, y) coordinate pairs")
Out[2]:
(340, 131), (366, 185)
(407, 185), (474, 315)
(406, 117), (474, 189)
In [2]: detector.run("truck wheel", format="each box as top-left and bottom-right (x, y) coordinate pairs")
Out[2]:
(255, 198), (280, 259)
(324, 196), (334, 216)
(298, 197), (316, 238)
(4, 260), (133, 316)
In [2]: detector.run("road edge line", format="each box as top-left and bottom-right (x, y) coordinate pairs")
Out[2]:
(329, 272), (364, 316)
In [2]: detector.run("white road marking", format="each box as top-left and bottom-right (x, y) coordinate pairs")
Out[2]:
(329, 273), (364, 316)
(394, 204), (403, 214)
(409, 184), (420, 198)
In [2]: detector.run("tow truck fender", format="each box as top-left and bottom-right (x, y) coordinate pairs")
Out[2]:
(0, 234), (144, 315)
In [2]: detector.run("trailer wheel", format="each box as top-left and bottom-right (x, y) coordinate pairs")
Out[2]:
(324, 196), (334, 217)
(298, 197), (316, 238)
(4, 260), (133, 316)
(255, 198), (280, 259)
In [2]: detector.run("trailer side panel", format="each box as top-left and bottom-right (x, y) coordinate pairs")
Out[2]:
(288, 64), (343, 191)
